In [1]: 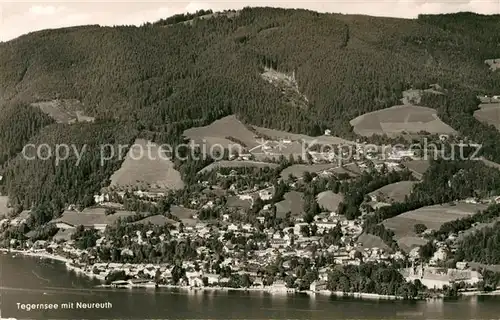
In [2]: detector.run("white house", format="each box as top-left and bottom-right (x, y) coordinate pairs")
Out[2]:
(54, 221), (76, 230)
(269, 280), (289, 292)
(464, 198), (478, 204)
(94, 194), (109, 204)
(310, 280), (328, 292)
(205, 273), (220, 285)
(456, 262), (468, 270)
(388, 150), (415, 161)
(259, 188), (274, 201)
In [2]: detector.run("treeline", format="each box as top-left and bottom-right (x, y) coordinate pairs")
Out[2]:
(337, 169), (413, 220)
(0, 102), (53, 166)
(364, 159), (500, 227)
(455, 221), (500, 264)
(421, 90), (500, 164)
(432, 204), (500, 241)
(1, 9), (498, 139)
(2, 120), (138, 211)
(326, 263), (420, 299)
(153, 10), (214, 26)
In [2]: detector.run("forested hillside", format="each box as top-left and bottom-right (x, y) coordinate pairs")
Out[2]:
(0, 8), (499, 211)
(0, 102), (53, 167)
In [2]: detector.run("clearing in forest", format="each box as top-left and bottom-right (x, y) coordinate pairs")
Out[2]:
(402, 159), (430, 180)
(474, 103), (500, 131)
(383, 202), (487, 252)
(350, 105), (456, 137)
(356, 233), (391, 252)
(368, 181), (417, 204)
(109, 139), (184, 191)
(52, 207), (136, 227)
(31, 99), (95, 124)
(260, 67), (309, 109)
(198, 160), (279, 175)
(183, 115), (258, 151)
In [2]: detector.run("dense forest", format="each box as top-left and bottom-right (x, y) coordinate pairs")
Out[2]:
(1, 121), (137, 209)
(456, 221), (500, 264)
(0, 8), (499, 215)
(0, 103), (53, 167)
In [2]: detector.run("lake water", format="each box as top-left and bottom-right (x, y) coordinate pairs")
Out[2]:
(2, 253), (500, 319)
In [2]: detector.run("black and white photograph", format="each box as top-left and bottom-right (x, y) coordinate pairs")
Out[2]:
(1, 1), (500, 319)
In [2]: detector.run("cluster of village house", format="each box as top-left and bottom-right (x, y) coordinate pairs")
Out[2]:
(11, 212), (483, 292)
(1, 143), (493, 292)
(1, 191), (412, 292)
(14, 219), (407, 292)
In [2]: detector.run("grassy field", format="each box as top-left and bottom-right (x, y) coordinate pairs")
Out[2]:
(132, 215), (179, 227)
(357, 233), (391, 252)
(350, 105), (456, 137)
(383, 202), (488, 252)
(474, 103), (500, 131)
(183, 115), (259, 150)
(280, 164), (340, 179)
(329, 163), (362, 177)
(369, 181), (417, 203)
(403, 159), (430, 180)
(53, 207), (136, 227)
(198, 160), (279, 174)
(31, 99), (95, 124)
(252, 126), (354, 146)
(185, 117), (354, 162)
(281, 162), (362, 180)
(316, 191), (343, 212)
(109, 139), (184, 191)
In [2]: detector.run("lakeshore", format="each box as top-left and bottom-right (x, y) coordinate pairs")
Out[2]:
(1, 248), (403, 300)
(5, 253), (500, 320)
(4, 248), (498, 300)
